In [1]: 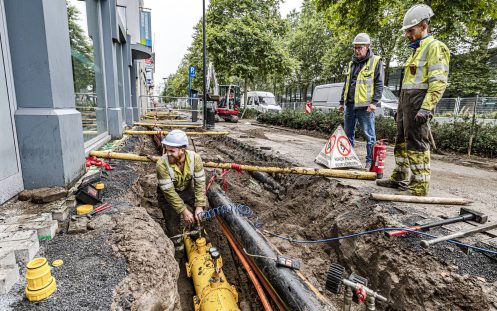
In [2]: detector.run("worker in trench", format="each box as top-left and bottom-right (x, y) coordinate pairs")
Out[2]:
(377, 4), (450, 196)
(156, 129), (206, 237)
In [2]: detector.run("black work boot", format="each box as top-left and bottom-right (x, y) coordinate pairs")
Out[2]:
(376, 179), (408, 190)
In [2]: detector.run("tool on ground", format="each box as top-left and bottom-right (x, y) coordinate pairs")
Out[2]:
(71, 202), (112, 221)
(76, 204), (94, 215)
(243, 248), (301, 270)
(25, 257), (57, 302)
(370, 139), (387, 178)
(326, 263), (387, 311)
(75, 172), (107, 205)
(88, 150), (377, 180)
(370, 193), (472, 205)
(387, 208), (488, 237)
(420, 222), (497, 249)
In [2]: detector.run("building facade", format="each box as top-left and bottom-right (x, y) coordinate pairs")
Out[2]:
(0, 0), (152, 204)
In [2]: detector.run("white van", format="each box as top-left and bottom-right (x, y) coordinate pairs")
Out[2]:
(311, 83), (398, 116)
(246, 91), (282, 113)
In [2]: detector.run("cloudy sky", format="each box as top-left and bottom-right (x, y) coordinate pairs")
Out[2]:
(69, 0), (302, 83)
(144, 0), (302, 81)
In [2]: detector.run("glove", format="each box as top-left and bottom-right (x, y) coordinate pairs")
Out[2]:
(414, 108), (432, 124)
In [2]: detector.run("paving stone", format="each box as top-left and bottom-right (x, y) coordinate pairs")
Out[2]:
(17, 188), (48, 201)
(0, 251), (16, 268)
(31, 187), (68, 204)
(67, 218), (89, 234)
(0, 230), (37, 244)
(0, 239), (39, 264)
(0, 213), (52, 225)
(0, 265), (20, 294)
(51, 204), (69, 222)
(0, 220), (58, 240)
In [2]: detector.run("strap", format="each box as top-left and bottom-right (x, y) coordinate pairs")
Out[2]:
(161, 155), (175, 182)
(188, 150), (195, 178)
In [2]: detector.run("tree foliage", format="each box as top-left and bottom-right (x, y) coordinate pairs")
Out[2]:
(67, 1), (95, 93)
(165, 0), (497, 98)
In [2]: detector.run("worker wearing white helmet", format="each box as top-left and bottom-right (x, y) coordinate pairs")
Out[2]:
(156, 129), (206, 236)
(377, 4), (450, 196)
(339, 32), (384, 171)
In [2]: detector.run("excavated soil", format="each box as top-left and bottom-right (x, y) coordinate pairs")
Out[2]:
(193, 134), (497, 311)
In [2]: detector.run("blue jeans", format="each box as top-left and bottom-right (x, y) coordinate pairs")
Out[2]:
(344, 106), (376, 164)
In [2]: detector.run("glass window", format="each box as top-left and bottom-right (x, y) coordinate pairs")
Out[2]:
(67, 0), (106, 142)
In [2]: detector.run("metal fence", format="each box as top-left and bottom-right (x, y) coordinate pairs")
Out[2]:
(434, 96), (497, 124)
(280, 102), (307, 111)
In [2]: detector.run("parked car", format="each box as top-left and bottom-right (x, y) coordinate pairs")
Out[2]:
(245, 91), (282, 113)
(311, 83), (398, 116)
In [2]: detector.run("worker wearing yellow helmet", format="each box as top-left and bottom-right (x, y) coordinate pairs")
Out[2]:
(156, 129), (206, 236)
(377, 4), (450, 196)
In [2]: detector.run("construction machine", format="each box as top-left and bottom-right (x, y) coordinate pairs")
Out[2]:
(206, 62), (241, 122)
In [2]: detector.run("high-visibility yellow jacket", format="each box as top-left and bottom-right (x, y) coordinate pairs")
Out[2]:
(344, 55), (382, 107)
(156, 150), (206, 214)
(401, 36), (450, 110)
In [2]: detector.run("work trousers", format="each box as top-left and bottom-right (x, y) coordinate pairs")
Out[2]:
(344, 105), (376, 164)
(390, 89), (431, 196)
(157, 182), (196, 237)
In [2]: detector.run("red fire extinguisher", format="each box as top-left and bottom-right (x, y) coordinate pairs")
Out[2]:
(371, 139), (387, 179)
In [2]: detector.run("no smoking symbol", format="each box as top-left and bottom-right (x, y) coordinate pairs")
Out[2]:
(325, 135), (336, 155)
(337, 136), (351, 156)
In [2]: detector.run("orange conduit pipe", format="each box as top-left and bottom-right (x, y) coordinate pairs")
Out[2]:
(217, 217), (279, 311)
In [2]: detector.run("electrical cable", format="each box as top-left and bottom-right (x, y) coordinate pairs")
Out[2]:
(201, 203), (497, 256)
(262, 227), (497, 255)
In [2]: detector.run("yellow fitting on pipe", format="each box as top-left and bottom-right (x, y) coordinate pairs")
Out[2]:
(134, 122), (202, 129)
(184, 234), (239, 311)
(87, 151), (377, 180)
(124, 130), (229, 136)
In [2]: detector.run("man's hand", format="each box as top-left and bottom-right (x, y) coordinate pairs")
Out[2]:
(367, 104), (376, 112)
(338, 104), (345, 113)
(182, 209), (195, 225)
(194, 206), (204, 222)
(414, 108), (432, 124)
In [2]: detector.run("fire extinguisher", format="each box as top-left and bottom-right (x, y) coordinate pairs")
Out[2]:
(371, 139), (387, 179)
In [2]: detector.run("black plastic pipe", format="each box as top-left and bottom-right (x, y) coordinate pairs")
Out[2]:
(207, 185), (333, 311)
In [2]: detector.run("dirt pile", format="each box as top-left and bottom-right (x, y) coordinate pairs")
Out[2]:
(88, 208), (180, 311)
(198, 135), (497, 310)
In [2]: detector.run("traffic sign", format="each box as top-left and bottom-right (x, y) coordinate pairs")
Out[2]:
(315, 126), (361, 169)
(189, 66), (196, 78)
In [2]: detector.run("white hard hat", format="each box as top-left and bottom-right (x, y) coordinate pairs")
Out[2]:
(352, 33), (371, 45)
(161, 129), (188, 147)
(401, 4), (434, 31)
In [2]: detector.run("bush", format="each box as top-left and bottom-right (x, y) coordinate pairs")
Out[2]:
(239, 108), (260, 119)
(257, 111), (497, 158)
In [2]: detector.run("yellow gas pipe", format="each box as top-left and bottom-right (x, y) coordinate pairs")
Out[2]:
(124, 130), (229, 136)
(134, 122), (202, 129)
(184, 234), (239, 311)
(88, 151), (377, 180)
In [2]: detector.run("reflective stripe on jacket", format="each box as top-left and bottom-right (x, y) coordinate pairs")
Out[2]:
(401, 36), (450, 110)
(344, 55), (382, 107)
(156, 150), (206, 214)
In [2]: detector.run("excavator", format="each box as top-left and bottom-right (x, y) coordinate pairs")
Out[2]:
(206, 62), (241, 122)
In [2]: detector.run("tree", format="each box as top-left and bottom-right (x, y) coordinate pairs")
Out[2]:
(286, 0), (332, 100)
(67, 1), (95, 94)
(316, 0), (497, 95)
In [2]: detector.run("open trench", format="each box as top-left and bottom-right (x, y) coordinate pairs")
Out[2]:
(112, 131), (497, 311)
